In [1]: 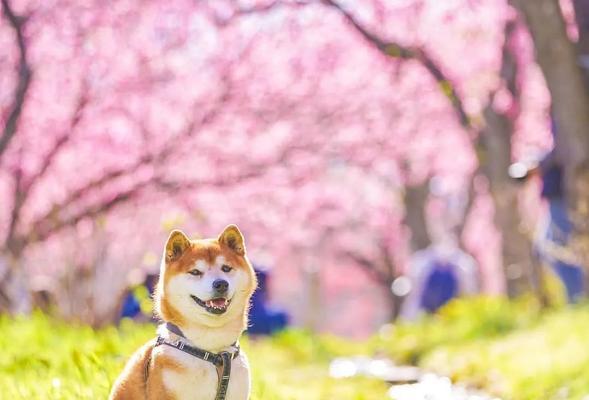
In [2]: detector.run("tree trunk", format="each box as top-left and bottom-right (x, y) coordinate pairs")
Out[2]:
(0, 250), (31, 313)
(481, 103), (547, 300)
(386, 284), (404, 321)
(404, 181), (431, 251)
(513, 0), (589, 161)
(514, 0), (589, 289)
(573, 0), (589, 67)
(304, 263), (321, 331)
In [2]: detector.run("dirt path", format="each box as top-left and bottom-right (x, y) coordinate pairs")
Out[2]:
(388, 372), (499, 400)
(329, 357), (499, 400)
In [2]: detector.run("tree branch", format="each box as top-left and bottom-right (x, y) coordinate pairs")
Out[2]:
(341, 250), (389, 285)
(20, 88), (243, 246)
(5, 150), (25, 252)
(0, 0), (32, 162)
(321, 0), (471, 131)
(212, 0), (311, 26)
(25, 157), (285, 246)
(24, 152), (156, 242)
(25, 179), (152, 245)
(25, 85), (89, 191)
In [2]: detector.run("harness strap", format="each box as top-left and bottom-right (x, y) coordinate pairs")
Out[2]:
(215, 351), (232, 400)
(154, 335), (240, 366)
(153, 326), (239, 400)
(165, 321), (185, 338)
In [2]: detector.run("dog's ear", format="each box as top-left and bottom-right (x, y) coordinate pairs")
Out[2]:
(165, 230), (191, 263)
(218, 225), (246, 256)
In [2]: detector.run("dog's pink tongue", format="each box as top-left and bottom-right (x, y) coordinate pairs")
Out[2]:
(210, 298), (227, 307)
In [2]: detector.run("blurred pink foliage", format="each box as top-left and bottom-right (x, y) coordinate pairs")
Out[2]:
(0, 0), (552, 334)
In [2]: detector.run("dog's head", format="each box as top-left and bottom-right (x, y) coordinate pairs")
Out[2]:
(155, 225), (257, 328)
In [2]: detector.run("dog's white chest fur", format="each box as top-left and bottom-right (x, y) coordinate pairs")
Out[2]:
(155, 343), (250, 400)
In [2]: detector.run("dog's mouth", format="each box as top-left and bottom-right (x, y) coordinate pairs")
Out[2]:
(190, 295), (232, 315)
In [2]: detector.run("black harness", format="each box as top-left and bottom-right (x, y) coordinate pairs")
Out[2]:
(150, 322), (240, 400)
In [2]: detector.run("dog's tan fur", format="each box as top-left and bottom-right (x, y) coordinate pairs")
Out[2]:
(109, 225), (257, 400)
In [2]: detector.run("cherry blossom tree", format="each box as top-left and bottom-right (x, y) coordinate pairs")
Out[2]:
(0, 0), (558, 331)
(319, 0), (555, 300)
(0, 0), (307, 313)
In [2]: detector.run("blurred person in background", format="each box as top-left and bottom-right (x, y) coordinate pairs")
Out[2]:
(119, 273), (158, 322)
(400, 235), (478, 319)
(535, 154), (585, 302)
(247, 265), (289, 335)
(510, 122), (585, 303)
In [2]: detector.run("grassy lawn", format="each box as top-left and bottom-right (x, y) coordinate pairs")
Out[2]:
(3, 298), (589, 399)
(378, 297), (589, 400)
(0, 313), (385, 399)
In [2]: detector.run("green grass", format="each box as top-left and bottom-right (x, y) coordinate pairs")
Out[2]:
(378, 296), (541, 365)
(0, 313), (386, 399)
(4, 298), (589, 399)
(377, 297), (589, 400)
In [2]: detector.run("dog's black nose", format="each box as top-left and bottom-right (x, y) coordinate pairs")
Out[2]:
(212, 279), (229, 294)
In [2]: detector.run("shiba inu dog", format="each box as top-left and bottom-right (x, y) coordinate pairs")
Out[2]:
(109, 225), (257, 400)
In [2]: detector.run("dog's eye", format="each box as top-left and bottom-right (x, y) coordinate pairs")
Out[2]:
(221, 264), (233, 273)
(188, 269), (203, 277)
